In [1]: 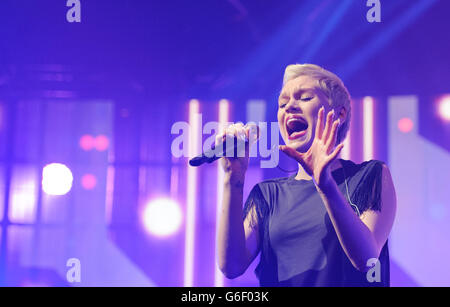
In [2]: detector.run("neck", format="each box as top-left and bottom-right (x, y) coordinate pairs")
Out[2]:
(294, 158), (342, 181)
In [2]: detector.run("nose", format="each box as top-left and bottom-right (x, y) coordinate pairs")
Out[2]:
(285, 98), (301, 113)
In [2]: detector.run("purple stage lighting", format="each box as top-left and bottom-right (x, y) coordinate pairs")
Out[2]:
(398, 117), (414, 133)
(41, 163), (74, 196)
(142, 198), (183, 237)
(438, 95), (450, 121)
(79, 134), (95, 151)
(81, 173), (97, 190)
(95, 135), (109, 152)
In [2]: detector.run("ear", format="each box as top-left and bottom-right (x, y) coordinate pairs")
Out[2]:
(337, 106), (347, 124)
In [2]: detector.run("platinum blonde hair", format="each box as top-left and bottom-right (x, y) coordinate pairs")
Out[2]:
(282, 64), (351, 144)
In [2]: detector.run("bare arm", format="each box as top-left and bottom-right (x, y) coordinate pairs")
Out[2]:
(215, 123), (261, 279)
(217, 173), (260, 279)
(316, 163), (397, 271)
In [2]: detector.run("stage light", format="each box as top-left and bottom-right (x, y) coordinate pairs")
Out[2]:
(438, 95), (450, 121)
(142, 198), (183, 237)
(79, 135), (95, 151)
(81, 174), (97, 190)
(341, 99), (353, 160)
(363, 97), (374, 161)
(95, 135), (109, 151)
(185, 99), (200, 286)
(42, 163), (73, 196)
(215, 99), (229, 287)
(9, 172), (37, 223)
(398, 117), (414, 133)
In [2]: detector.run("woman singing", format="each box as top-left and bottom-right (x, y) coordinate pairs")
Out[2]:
(216, 64), (397, 287)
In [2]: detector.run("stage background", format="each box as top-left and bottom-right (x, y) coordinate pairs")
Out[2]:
(0, 0), (449, 286)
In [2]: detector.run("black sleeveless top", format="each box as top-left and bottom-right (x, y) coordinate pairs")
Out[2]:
(242, 159), (389, 287)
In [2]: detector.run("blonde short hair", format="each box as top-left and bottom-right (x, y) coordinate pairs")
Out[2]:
(283, 64), (351, 144)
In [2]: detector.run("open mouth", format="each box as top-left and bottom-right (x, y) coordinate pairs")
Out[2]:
(286, 116), (308, 140)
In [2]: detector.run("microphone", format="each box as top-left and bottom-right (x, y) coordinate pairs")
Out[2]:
(189, 124), (259, 167)
(188, 136), (247, 167)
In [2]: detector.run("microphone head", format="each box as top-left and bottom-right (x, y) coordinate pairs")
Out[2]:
(188, 156), (204, 167)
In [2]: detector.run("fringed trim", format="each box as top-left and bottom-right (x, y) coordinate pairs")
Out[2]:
(352, 160), (384, 213)
(242, 184), (277, 284)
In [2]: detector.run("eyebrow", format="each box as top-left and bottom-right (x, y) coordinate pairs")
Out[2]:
(279, 87), (316, 98)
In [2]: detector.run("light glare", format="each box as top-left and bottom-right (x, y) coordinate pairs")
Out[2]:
(438, 96), (450, 121)
(142, 198), (183, 237)
(42, 163), (73, 196)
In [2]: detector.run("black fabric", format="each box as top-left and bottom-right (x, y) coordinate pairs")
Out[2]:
(242, 159), (389, 287)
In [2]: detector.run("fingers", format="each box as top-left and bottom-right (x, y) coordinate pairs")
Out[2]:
(215, 123), (247, 147)
(322, 109), (335, 142)
(328, 143), (344, 162)
(215, 122), (255, 159)
(231, 122), (247, 142)
(245, 123), (260, 145)
(315, 107), (325, 140)
(325, 118), (340, 153)
(216, 122), (260, 145)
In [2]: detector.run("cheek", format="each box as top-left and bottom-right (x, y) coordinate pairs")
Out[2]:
(307, 99), (326, 125)
(311, 100), (324, 113)
(277, 112), (284, 129)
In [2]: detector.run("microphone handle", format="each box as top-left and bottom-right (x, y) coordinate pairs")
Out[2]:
(188, 136), (245, 167)
(188, 154), (219, 167)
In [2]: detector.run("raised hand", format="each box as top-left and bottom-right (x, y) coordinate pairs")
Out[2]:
(279, 106), (344, 188)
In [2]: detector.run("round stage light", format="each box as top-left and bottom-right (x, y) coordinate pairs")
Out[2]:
(142, 198), (183, 237)
(438, 96), (450, 121)
(81, 174), (97, 190)
(79, 135), (95, 151)
(95, 135), (109, 151)
(398, 117), (414, 133)
(42, 163), (73, 196)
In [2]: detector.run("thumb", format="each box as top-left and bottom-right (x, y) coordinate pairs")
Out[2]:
(279, 145), (303, 163)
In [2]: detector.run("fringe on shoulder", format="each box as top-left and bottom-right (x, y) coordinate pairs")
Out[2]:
(352, 160), (384, 213)
(242, 184), (278, 284)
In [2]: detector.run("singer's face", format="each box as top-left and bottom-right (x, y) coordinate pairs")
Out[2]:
(277, 75), (332, 153)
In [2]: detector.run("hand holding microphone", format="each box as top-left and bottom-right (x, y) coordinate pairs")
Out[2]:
(217, 123), (259, 175)
(188, 123), (260, 175)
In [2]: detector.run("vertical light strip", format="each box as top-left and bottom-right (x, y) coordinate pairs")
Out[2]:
(105, 139), (115, 226)
(184, 99), (200, 287)
(214, 99), (229, 287)
(104, 165), (115, 225)
(341, 129), (351, 160)
(170, 157), (179, 199)
(340, 99), (353, 160)
(363, 96), (374, 161)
